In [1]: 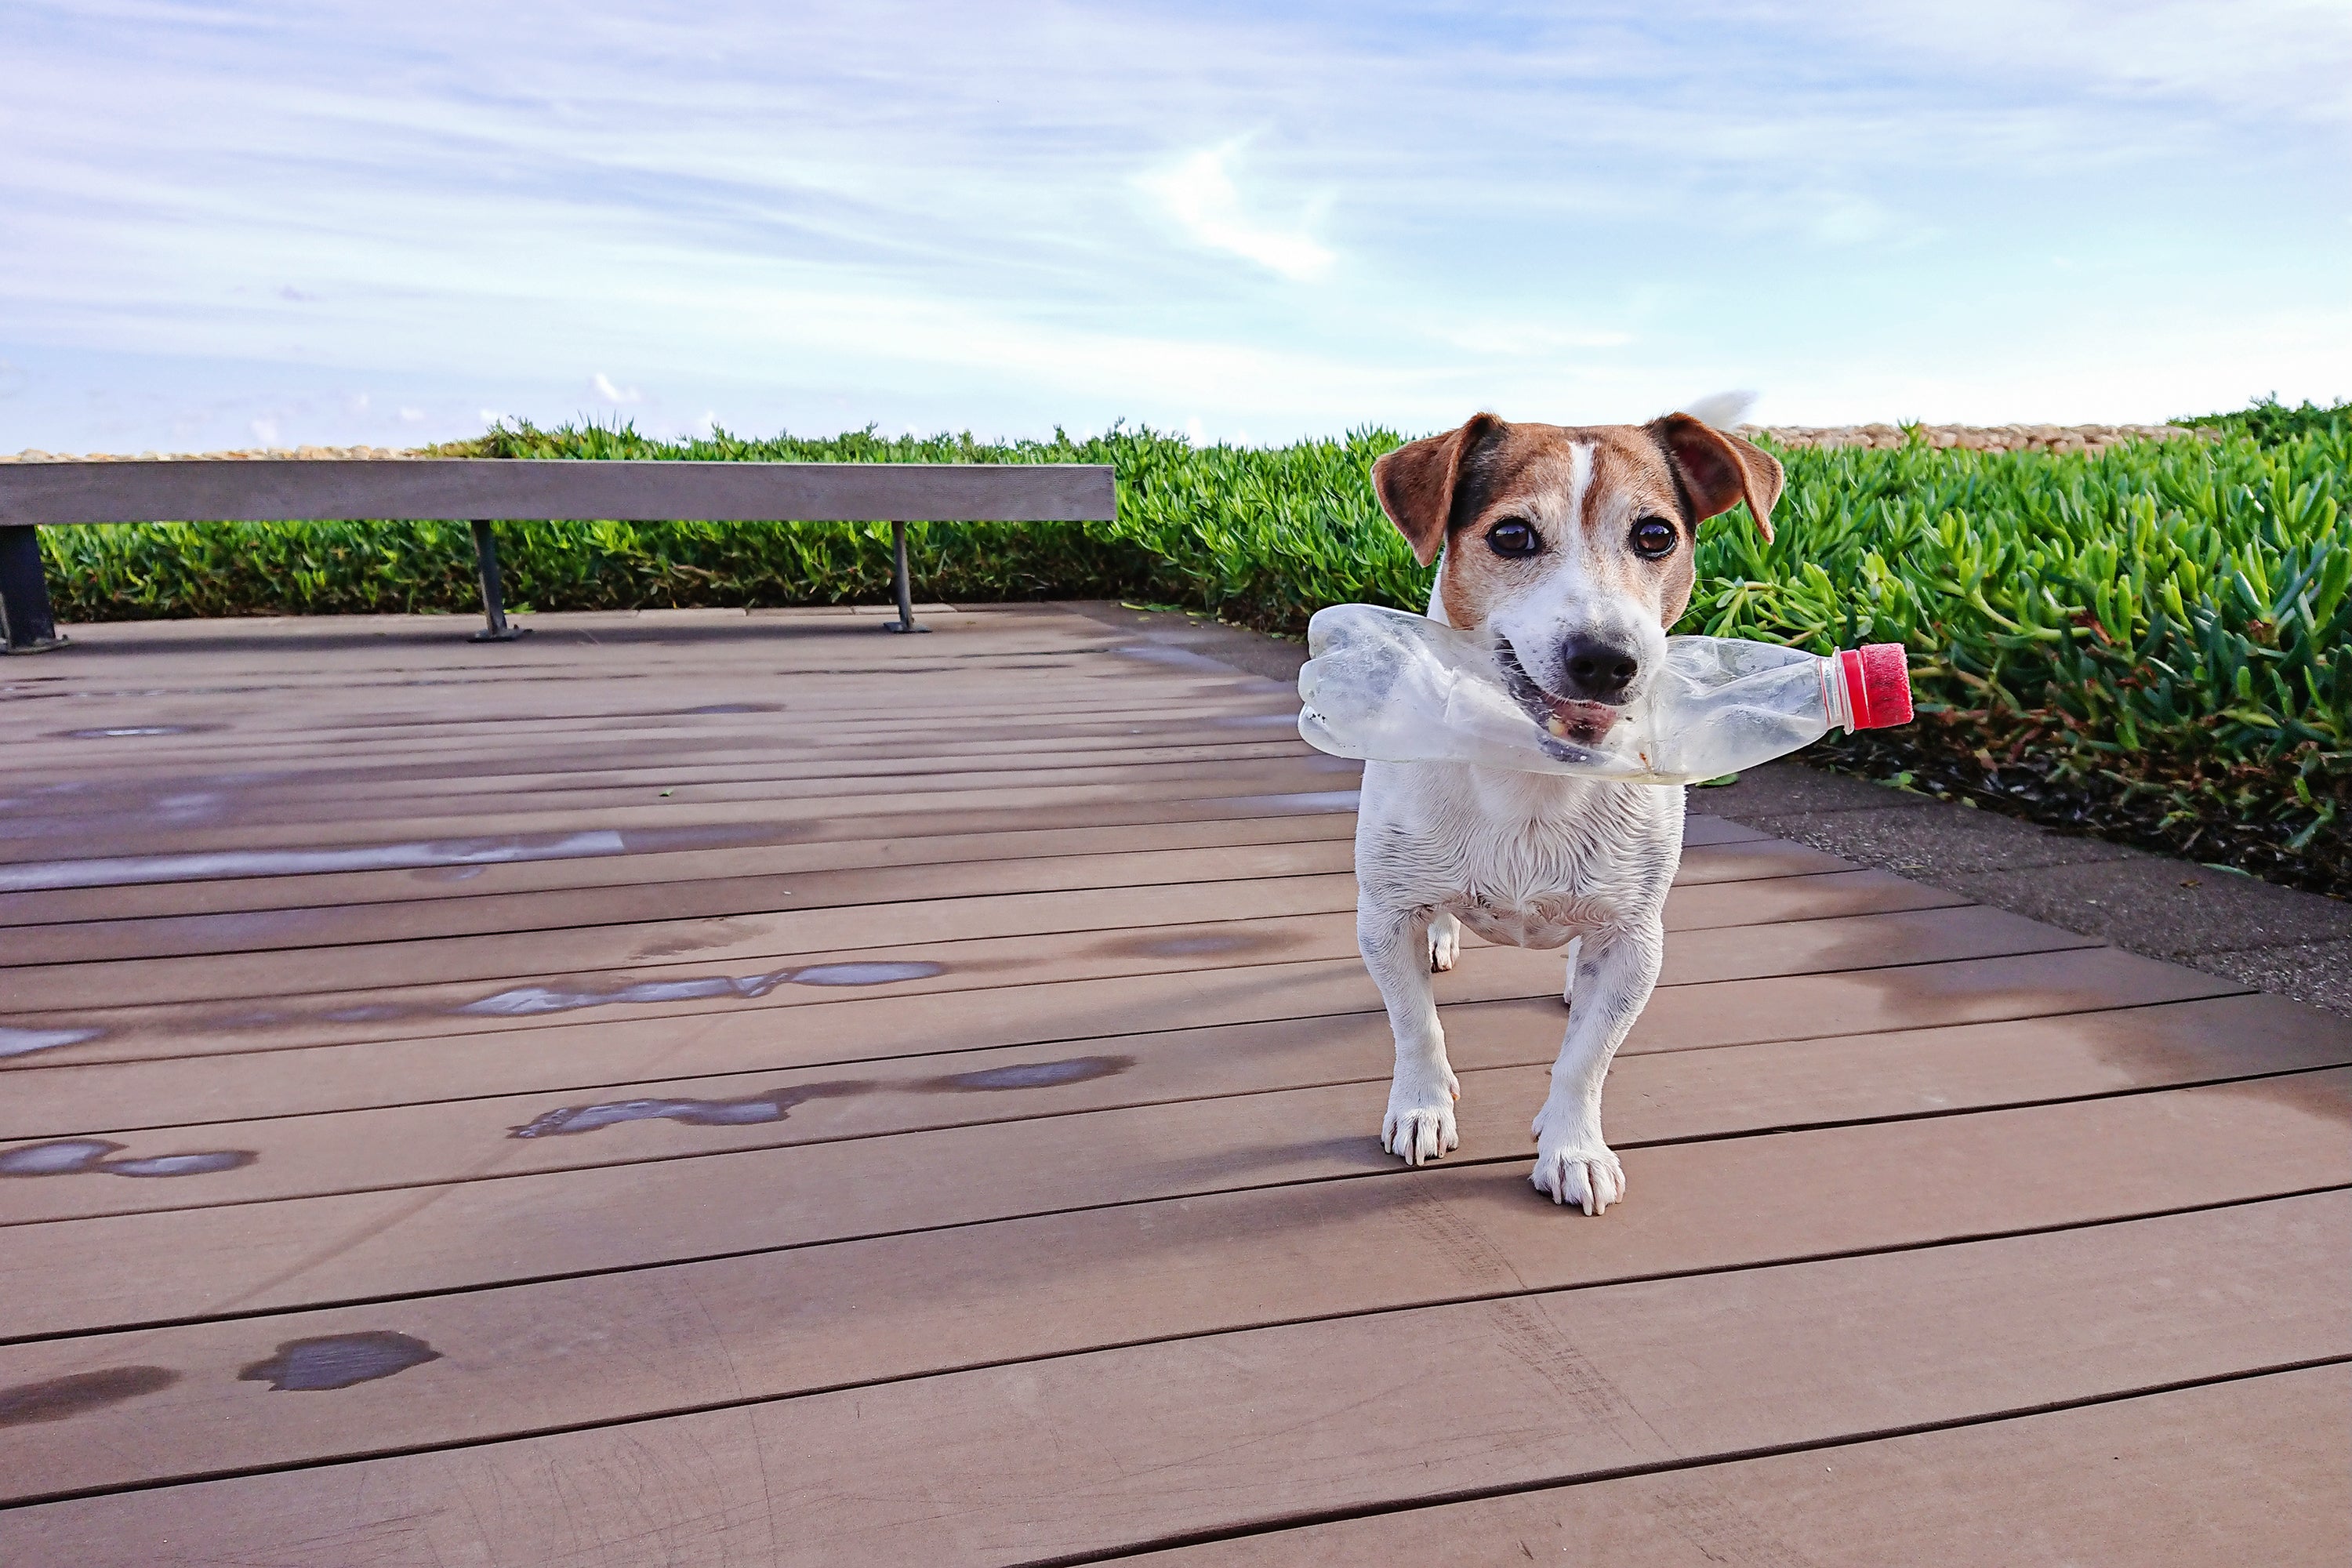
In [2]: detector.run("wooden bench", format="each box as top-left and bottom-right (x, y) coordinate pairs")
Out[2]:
(0, 457), (1117, 649)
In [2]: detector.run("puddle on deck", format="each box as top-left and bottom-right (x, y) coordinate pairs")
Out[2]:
(239, 1332), (442, 1392)
(0, 1138), (255, 1179)
(0, 1367), (180, 1428)
(506, 1055), (1134, 1139)
(461, 960), (946, 1018)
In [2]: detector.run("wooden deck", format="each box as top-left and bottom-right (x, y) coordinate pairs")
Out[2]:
(2, 603), (2345, 1566)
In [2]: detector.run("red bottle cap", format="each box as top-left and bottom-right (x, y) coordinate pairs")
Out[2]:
(1838, 644), (1914, 729)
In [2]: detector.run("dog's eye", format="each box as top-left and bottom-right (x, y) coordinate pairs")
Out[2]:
(1486, 519), (1542, 557)
(1630, 517), (1679, 558)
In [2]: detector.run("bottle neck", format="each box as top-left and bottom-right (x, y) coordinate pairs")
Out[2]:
(1820, 653), (1854, 733)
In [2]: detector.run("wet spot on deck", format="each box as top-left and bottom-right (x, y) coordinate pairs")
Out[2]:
(0, 1138), (120, 1175)
(1094, 927), (1294, 960)
(509, 1080), (873, 1138)
(60, 725), (194, 739)
(460, 958), (943, 1018)
(0, 1026), (103, 1059)
(0, 1366), (180, 1428)
(462, 973), (789, 1017)
(106, 1150), (256, 1178)
(0, 829), (630, 895)
(238, 1331), (441, 1392)
(1138, 931), (1264, 956)
(924, 1055), (1132, 1092)
(1, 1138), (255, 1179)
(789, 960), (944, 986)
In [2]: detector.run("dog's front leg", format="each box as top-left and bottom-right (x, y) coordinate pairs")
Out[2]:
(1530, 920), (1662, 1214)
(1359, 904), (1460, 1166)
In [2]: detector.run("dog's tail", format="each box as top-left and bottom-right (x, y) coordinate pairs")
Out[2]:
(1675, 390), (1756, 431)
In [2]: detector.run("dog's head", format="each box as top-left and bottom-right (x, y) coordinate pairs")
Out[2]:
(1370, 412), (1781, 743)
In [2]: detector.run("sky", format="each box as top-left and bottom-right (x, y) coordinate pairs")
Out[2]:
(2, 0), (2347, 453)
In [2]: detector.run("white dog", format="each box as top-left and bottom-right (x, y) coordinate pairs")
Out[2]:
(1354, 410), (1783, 1213)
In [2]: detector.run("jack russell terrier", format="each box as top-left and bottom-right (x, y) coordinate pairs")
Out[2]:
(1355, 409), (1783, 1214)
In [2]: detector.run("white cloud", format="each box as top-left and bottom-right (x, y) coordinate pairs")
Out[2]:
(249, 417), (278, 445)
(1138, 146), (1334, 282)
(591, 371), (642, 403)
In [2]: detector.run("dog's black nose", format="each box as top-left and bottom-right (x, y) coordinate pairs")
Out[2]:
(1559, 640), (1640, 700)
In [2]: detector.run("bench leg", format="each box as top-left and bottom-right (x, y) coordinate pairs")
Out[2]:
(882, 521), (928, 633)
(0, 525), (66, 654)
(469, 520), (530, 641)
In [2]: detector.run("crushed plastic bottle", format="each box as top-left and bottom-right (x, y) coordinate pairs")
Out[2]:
(1297, 602), (1913, 785)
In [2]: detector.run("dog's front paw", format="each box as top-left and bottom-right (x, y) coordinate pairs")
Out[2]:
(1524, 1105), (1618, 1213)
(1381, 1067), (1461, 1167)
(1530, 1127), (1624, 1214)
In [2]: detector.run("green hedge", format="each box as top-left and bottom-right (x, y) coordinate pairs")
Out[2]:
(40, 408), (2350, 895)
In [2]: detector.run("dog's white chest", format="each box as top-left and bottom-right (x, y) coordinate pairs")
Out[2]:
(1353, 759), (1682, 953)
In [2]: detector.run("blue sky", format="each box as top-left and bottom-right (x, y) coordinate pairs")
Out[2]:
(2, 0), (2347, 452)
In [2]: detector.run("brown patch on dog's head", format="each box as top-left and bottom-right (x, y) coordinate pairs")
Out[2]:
(1646, 413), (1782, 543)
(1370, 413), (1504, 567)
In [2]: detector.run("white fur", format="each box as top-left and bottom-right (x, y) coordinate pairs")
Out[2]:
(1354, 495), (1683, 1214)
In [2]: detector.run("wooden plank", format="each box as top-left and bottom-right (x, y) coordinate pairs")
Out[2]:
(0, 869), (1369, 985)
(1, 695), (1305, 779)
(1119, 1367), (2352, 1567)
(5, 981), (2343, 1228)
(2, 905), (2096, 1062)
(0, 782), (1375, 889)
(3, 945), (2238, 1120)
(2, 678), (1296, 760)
(4, 626), (1214, 691)
(0, 758), (1363, 857)
(0, 824), (1819, 931)
(0, 458), (1119, 525)
(0, 735), (1324, 822)
(0, 850), (1888, 970)
(0, 848), (1364, 962)
(0, 812), (1366, 923)
(0, 754), (1367, 864)
(2, 1193), (2338, 1558)
(0, 731), (1324, 826)
(5, 704), (1307, 793)
(0, 872), (1986, 1013)
(1, 1056), (2339, 1341)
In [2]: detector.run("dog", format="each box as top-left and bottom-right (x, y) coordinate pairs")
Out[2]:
(1353, 408), (1782, 1213)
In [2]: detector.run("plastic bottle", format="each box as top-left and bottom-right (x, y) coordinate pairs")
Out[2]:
(1296, 602), (1913, 785)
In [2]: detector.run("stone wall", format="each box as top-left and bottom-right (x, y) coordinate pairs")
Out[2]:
(1741, 423), (2216, 455)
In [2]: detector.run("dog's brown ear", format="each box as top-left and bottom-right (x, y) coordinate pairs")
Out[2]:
(1371, 413), (1504, 567)
(1650, 412), (1782, 543)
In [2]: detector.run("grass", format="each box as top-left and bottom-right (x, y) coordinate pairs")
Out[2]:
(38, 403), (2350, 895)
